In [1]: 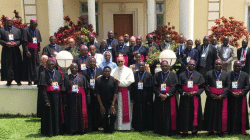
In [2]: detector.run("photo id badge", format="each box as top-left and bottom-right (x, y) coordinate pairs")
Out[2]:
(81, 64), (86, 70)
(72, 85), (78, 93)
(52, 82), (59, 90)
(33, 37), (37, 44)
(232, 81), (238, 89)
(8, 34), (14, 41)
(161, 84), (166, 91)
(138, 82), (143, 90)
(186, 57), (191, 63)
(201, 53), (206, 57)
(53, 51), (58, 55)
(108, 45), (112, 50)
(90, 79), (95, 87)
(119, 53), (123, 57)
(216, 81), (222, 89)
(187, 81), (193, 88)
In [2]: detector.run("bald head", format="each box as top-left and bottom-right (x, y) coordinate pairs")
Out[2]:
(203, 36), (209, 46)
(117, 56), (125, 67)
(195, 39), (201, 47)
(223, 36), (229, 46)
(242, 39), (248, 48)
(108, 30), (114, 39)
(89, 45), (96, 56)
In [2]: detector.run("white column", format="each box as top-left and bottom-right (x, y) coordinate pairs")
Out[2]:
(88, 0), (96, 32)
(48, 0), (64, 36)
(147, 0), (155, 33)
(179, 0), (194, 40)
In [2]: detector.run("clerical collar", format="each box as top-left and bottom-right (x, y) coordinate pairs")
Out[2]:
(47, 69), (54, 73)
(72, 73), (78, 77)
(163, 71), (169, 74)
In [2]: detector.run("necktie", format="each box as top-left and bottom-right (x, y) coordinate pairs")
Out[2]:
(243, 49), (246, 58)
(200, 46), (207, 67)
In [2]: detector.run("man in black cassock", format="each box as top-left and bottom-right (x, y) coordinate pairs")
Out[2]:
(129, 36), (148, 62)
(82, 57), (103, 131)
(159, 34), (172, 51)
(0, 16), (22, 86)
(96, 39), (112, 56)
(35, 55), (48, 118)
(96, 66), (118, 133)
(131, 61), (153, 132)
(112, 36), (130, 66)
(204, 59), (230, 137)
(22, 18), (42, 85)
(153, 60), (178, 136)
(177, 59), (205, 138)
(38, 59), (64, 136)
(72, 45), (89, 74)
(229, 61), (249, 135)
(237, 39), (250, 74)
(42, 36), (62, 61)
(106, 30), (118, 50)
(64, 63), (91, 134)
(197, 36), (217, 77)
(87, 33), (100, 48)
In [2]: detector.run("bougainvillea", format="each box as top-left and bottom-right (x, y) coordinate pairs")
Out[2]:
(209, 16), (249, 47)
(54, 15), (97, 45)
(0, 10), (27, 30)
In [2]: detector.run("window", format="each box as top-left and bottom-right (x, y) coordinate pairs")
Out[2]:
(207, 0), (220, 35)
(156, 1), (165, 29)
(80, 2), (99, 34)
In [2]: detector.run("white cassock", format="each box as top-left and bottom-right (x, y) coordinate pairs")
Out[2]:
(111, 65), (135, 130)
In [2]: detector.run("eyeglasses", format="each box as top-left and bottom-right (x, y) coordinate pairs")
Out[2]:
(118, 61), (124, 63)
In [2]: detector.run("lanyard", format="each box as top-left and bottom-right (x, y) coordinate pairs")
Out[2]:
(241, 47), (248, 58)
(46, 69), (55, 80)
(79, 55), (87, 63)
(101, 48), (106, 53)
(107, 39), (114, 45)
(5, 26), (13, 33)
(28, 26), (36, 37)
(73, 74), (78, 84)
(161, 71), (169, 83)
(50, 44), (57, 50)
(187, 70), (194, 80)
(233, 71), (241, 81)
(88, 68), (96, 78)
(214, 69), (222, 80)
(138, 71), (146, 82)
(118, 44), (125, 53)
(134, 45), (142, 52)
(202, 45), (209, 55)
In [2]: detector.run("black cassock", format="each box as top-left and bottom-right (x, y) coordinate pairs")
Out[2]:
(131, 71), (153, 131)
(0, 26), (22, 82)
(64, 73), (91, 134)
(228, 71), (249, 134)
(38, 70), (64, 136)
(82, 68), (103, 131)
(42, 44), (63, 59)
(73, 55), (88, 73)
(153, 71), (178, 135)
(95, 76), (118, 132)
(112, 45), (130, 66)
(22, 26), (42, 82)
(204, 70), (230, 132)
(177, 70), (205, 132)
(34, 65), (46, 118)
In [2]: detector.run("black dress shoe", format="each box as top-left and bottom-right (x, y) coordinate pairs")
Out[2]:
(217, 133), (224, 137)
(207, 132), (214, 136)
(6, 81), (11, 86)
(28, 82), (32, 85)
(192, 132), (198, 138)
(17, 82), (22, 86)
(181, 133), (188, 137)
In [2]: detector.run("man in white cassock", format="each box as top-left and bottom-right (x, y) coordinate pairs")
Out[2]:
(111, 56), (135, 130)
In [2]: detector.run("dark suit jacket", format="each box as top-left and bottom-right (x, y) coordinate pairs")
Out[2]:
(159, 42), (173, 51)
(237, 47), (250, 74)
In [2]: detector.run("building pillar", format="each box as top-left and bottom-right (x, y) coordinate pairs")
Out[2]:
(179, 0), (194, 40)
(147, 0), (155, 33)
(48, 0), (64, 36)
(88, 0), (96, 32)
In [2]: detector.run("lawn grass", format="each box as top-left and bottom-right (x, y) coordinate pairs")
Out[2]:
(0, 117), (250, 140)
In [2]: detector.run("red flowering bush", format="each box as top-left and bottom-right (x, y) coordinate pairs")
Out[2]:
(0, 10), (27, 30)
(209, 16), (249, 47)
(149, 22), (185, 45)
(54, 15), (97, 45)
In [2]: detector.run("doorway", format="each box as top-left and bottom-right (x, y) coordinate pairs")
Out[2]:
(113, 14), (133, 39)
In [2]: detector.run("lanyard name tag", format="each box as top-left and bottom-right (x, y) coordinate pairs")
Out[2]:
(161, 84), (166, 91)
(119, 53), (123, 57)
(201, 53), (206, 57)
(9, 34), (14, 41)
(232, 81), (238, 89)
(108, 46), (112, 49)
(54, 51), (58, 55)
(90, 79), (95, 87)
(138, 82), (143, 90)
(81, 64), (86, 70)
(52, 82), (59, 90)
(187, 56), (191, 63)
(216, 81), (222, 89)
(33, 37), (37, 44)
(187, 81), (193, 88)
(223, 53), (228, 59)
(72, 85), (78, 93)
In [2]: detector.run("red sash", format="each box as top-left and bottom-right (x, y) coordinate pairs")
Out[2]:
(208, 87), (228, 132)
(119, 87), (130, 123)
(240, 60), (246, 65)
(27, 42), (38, 49)
(79, 87), (89, 128)
(231, 89), (246, 134)
(158, 86), (177, 130)
(182, 84), (199, 126)
(78, 71), (82, 75)
(115, 55), (129, 66)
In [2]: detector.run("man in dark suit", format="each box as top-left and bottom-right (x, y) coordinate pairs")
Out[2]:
(176, 35), (185, 59)
(237, 39), (250, 74)
(159, 34), (172, 51)
(87, 33), (100, 49)
(197, 36), (218, 77)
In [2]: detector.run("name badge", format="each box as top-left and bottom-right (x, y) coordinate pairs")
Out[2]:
(90, 79), (95, 87)
(216, 81), (222, 89)
(81, 64), (86, 70)
(9, 34), (14, 41)
(52, 82), (59, 90)
(119, 53), (123, 57)
(72, 85), (78, 93)
(186, 56), (191, 63)
(161, 84), (166, 91)
(232, 81), (238, 89)
(201, 53), (206, 57)
(108, 46), (112, 50)
(138, 82), (143, 90)
(33, 37), (37, 44)
(187, 81), (193, 88)
(54, 51), (58, 55)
